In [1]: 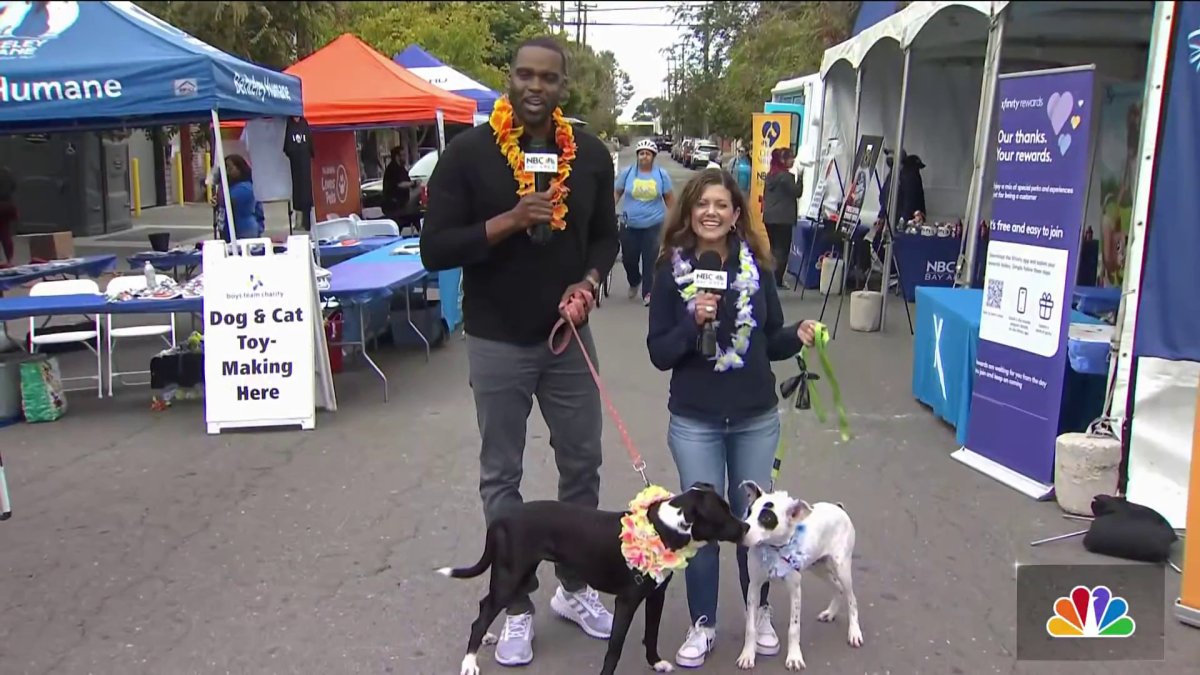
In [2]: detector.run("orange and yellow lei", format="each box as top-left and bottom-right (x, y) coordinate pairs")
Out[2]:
(619, 485), (701, 585)
(489, 96), (577, 231)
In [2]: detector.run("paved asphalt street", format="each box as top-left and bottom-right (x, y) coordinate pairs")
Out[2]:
(0, 147), (1195, 675)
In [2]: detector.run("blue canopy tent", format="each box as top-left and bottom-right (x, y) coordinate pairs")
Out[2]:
(0, 0), (303, 245)
(0, 0), (302, 131)
(393, 45), (497, 123)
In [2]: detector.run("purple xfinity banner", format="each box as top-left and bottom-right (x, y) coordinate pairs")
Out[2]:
(963, 66), (1095, 490)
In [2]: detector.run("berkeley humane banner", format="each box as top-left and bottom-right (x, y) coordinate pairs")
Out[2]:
(965, 66), (1095, 485)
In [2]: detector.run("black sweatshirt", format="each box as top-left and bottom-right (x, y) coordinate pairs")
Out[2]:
(646, 245), (805, 422)
(420, 123), (619, 345)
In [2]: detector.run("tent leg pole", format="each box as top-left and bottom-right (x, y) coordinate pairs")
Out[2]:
(960, 9), (1007, 287)
(435, 110), (446, 152)
(210, 109), (239, 251)
(881, 48), (912, 331)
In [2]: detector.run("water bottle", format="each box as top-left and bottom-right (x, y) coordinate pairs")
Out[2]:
(143, 260), (156, 288)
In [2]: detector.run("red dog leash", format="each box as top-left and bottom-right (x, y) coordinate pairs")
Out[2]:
(550, 290), (649, 486)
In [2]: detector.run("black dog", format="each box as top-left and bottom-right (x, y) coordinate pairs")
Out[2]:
(438, 482), (749, 675)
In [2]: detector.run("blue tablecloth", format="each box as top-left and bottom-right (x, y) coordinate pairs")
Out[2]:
(893, 234), (962, 302)
(1066, 324), (1114, 376)
(787, 219), (869, 289)
(0, 262), (427, 322)
(913, 287), (1105, 445)
(339, 239), (462, 331)
(0, 255), (117, 293)
(1071, 286), (1121, 318)
(127, 237), (405, 273)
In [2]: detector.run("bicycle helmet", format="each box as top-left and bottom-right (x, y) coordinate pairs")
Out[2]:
(635, 139), (658, 155)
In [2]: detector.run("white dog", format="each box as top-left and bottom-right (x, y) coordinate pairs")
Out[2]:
(736, 480), (863, 671)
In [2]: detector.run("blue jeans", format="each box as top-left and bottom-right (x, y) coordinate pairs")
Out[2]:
(620, 224), (661, 297)
(667, 409), (780, 627)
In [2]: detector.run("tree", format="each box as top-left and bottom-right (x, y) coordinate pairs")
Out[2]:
(138, 1), (631, 134)
(633, 97), (668, 122)
(666, 2), (858, 141)
(138, 1), (345, 67)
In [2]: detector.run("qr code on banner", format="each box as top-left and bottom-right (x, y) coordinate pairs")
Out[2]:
(986, 279), (1004, 309)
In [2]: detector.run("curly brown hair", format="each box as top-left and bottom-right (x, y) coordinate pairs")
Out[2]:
(656, 168), (774, 270)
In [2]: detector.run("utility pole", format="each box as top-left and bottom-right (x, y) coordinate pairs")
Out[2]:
(560, 0), (566, 34)
(575, 0), (582, 42)
(701, 10), (712, 139)
(582, 4), (589, 45)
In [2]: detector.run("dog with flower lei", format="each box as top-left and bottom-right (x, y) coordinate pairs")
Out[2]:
(489, 96), (577, 231)
(619, 485), (703, 585)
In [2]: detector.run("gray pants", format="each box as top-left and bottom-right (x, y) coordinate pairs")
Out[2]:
(466, 326), (604, 615)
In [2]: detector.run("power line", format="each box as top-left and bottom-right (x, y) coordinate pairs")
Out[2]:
(560, 20), (699, 27)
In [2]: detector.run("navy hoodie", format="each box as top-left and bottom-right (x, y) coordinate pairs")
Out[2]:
(647, 242), (805, 422)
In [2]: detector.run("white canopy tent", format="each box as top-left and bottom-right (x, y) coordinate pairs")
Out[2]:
(818, 2), (1153, 288)
(815, 2), (1190, 525)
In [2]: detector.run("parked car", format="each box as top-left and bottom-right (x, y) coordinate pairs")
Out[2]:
(689, 142), (720, 169)
(654, 134), (673, 153)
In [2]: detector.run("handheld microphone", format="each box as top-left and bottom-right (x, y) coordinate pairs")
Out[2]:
(525, 138), (558, 245)
(695, 251), (727, 359)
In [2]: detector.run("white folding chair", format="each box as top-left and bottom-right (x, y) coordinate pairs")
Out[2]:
(105, 275), (177, 396)
(355, 218), (400, 238)
(313, 216), (356, 242)
(28, 279), (103, 398)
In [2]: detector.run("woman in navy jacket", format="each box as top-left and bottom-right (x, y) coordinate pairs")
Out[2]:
(646, 168), (817, 667)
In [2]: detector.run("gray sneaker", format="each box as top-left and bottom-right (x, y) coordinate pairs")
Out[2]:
(494, 612), (534, 666)
(550, 585), (613, 639)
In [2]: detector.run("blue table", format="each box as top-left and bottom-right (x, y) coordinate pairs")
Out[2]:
(913, 287), (1105, 446)
(787, 219), (869, 290)
(1071, 286), (1121, 318)
(338, 239), (462, 332)
(0, 255), (117, 293)
(0, 261), (429, 402)
(893, 234), (962, 302)
(127, 237), (405, 277)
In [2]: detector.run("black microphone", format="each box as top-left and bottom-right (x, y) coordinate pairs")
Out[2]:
(695, 251), (727, 359)
(526, 137), (556, 245)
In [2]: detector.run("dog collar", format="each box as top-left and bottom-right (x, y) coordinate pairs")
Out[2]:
(619, 485), (701, 585)
(759, 523), (811, 579)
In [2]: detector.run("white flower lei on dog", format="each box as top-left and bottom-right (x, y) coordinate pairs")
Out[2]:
(671, 239), (760, 372)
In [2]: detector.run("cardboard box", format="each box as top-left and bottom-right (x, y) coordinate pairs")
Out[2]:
(24, 232), (75, 261)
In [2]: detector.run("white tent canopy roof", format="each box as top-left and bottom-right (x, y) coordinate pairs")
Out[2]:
(821, 1), (1152, 76)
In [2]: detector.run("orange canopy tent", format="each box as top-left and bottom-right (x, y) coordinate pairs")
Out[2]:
(282, 33), (476, 128)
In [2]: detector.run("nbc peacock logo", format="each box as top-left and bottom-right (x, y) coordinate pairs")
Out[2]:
(1046, 585), (1136, 639)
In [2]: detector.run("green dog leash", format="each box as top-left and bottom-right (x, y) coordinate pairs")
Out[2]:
(770, 322), (851, 488)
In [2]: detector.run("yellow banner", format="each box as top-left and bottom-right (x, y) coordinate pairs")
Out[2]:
(1181, 380), (1200, 614)
(750, 113), (793, 239)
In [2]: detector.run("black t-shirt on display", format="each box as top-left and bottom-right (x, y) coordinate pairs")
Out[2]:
(283, 116), (315, 210)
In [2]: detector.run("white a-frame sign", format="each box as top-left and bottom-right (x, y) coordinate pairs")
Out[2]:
(202, 236), (337, 434)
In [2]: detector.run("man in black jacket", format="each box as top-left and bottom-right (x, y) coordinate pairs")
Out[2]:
(420, 36), (619, 668)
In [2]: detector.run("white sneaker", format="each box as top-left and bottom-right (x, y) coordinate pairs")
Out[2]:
(494, 612), (534, 666)
(550, 585), (613, 639)
(755, 604), (780, 655)
(675, 617), (716, 668)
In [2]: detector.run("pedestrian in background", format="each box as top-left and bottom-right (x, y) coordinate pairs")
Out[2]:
(614, 139), (674, 305)
(762, 147), (804, 289)
(0, 166), (17, 265)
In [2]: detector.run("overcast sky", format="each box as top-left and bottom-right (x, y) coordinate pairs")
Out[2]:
(538, 1), (693, 119)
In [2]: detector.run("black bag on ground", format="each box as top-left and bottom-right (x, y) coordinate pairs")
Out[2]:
(1081, 495), (1178, 563)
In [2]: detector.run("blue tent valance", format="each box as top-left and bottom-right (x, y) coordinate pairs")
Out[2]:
(0, 1), (303, 133)
(393, 44), (498, 115)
